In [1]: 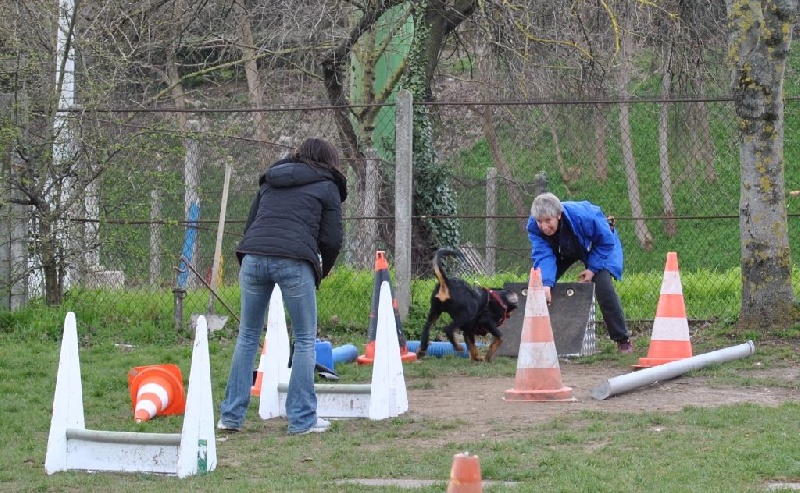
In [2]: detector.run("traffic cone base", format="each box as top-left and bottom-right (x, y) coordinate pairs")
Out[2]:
(504, 268), (574, 402)
(504, 386), (575, 402)
(634, 252), (692, 369)
(633, 340), (693, 367)
(357, 340), (417, 365)
(128, 364), (185, 423)
(356, 341), (375, 365)
(447, 452), (483, 493)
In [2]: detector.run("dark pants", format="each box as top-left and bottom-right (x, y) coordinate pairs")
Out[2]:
(556, 260), (630, 342)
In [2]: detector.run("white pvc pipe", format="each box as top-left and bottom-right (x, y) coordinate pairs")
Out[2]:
(66, 429), (182, 446)
(589, 341), (755, 400)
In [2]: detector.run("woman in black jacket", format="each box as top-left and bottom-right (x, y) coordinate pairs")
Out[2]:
(218, 138), (347, 434)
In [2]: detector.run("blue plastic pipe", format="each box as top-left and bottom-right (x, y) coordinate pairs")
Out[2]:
(405, 340), (468, 358)
(332, 344), (359, 365)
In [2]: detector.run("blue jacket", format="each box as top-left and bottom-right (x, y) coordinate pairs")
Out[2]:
(526, 201), (624, 287)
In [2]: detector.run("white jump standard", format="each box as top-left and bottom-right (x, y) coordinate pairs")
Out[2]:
(258, 281), (408, 420)
(45, 313), (217, 477)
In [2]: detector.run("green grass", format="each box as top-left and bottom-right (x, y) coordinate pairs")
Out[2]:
(1, 327), (799, 492)
(4, 263), (800, 347)
(1, 271), (800, 491)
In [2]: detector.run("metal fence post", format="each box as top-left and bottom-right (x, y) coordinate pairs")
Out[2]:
(395, 90), (413, 321)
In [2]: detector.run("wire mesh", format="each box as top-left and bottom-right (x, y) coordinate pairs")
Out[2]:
(2, 98), (799, 329)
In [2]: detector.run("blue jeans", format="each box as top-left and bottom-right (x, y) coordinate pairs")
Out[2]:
(219, 254), (319, 433)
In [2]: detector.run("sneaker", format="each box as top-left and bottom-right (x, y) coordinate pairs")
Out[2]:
(291, 418), (331, 435)
(617, 340), (634, 354)
(216, 420), (241, 432)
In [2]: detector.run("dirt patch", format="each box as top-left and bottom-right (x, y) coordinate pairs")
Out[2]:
(404, 360), (799, 441)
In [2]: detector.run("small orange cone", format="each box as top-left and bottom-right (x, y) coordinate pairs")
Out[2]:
(633, 251), (693, 369)
(504, 268), (575, 402)
(447, 452), (483, 493)
(251, 336), (268, 396)
(357, 251), (417, 365)
(127, 364), (185, 423)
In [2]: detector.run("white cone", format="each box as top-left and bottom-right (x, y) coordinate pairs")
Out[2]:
(259, 286), (292, 419)
(369, 281), (408, 420)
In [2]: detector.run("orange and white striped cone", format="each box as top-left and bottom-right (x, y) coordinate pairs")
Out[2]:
(250, 334), (268, 396)
(504, 268), (575, 402)
(633, 251), (693, 369)
(357, 251), (417, 365)
(447, 452), (483, 493)
(127, 364), (185, 423)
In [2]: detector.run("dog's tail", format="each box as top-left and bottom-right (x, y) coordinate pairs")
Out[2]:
(433, 248), (463, 302)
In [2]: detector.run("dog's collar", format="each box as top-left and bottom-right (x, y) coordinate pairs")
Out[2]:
(487, 289), (510, 327)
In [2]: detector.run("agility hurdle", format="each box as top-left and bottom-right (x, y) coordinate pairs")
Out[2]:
(45, 313), (217, 477)
(259, 281), (408, 420)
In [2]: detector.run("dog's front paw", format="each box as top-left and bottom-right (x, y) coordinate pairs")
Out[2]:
(416, 350), (427, 359)
(468, 347), (483, 362)
(485, 339), (502, 363)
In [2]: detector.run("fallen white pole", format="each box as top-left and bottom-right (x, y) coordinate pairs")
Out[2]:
(589, 341), (755, 400)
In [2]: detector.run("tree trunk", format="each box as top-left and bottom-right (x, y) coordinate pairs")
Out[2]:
(149, 160), (162, 287)
(481, 105), (527, 233)
(234, 0), (271, 169)
(619, 33), (653, 251)
(38, 209), (64, 306)
(658, 44), (677, 236)
(696, 100), (717, 183)
(594, 104), (609, 181)
(727, 0), (796, 331)
(543, 105), (576, 183)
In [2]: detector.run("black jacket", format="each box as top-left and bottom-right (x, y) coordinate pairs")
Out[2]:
(235, 159), (347, 287)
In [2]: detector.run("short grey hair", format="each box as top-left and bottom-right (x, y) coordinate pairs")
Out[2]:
(531, 192), (563, 219)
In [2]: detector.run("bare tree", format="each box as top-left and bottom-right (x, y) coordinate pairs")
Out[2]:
(1, 0), (110, 304)
(0, 0), (238, 304)
(618, 11), (653, 251)
(658, 37), (677, 236)
(319, 1), (478, 269)
(233, 0), (271, 169)
(480, 105), (529, 233)
(727, 0), (797, 331)
(673, 0), (727, 184)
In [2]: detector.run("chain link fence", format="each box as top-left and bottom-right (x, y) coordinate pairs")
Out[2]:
(2, 98), (799, 330)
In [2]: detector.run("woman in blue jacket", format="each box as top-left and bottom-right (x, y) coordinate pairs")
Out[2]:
(527, 193), (633, 353)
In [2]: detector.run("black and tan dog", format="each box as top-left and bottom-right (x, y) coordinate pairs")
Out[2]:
(416, 248), (519, 362)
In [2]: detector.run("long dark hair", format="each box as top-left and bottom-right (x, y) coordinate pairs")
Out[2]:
(291, 137), (347, 201)
(292, 138), (341, 173)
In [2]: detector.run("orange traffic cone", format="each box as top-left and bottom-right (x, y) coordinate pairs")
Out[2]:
(447, 452), (483, 493)
(357, 251), (417, 365)
(504, 268), (575, 402)
(127, 364), (185, 423)
(633, 251), (693, 369)
(251, 336), (268, 396)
